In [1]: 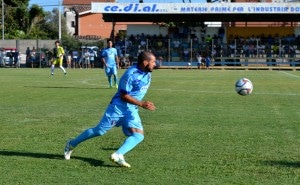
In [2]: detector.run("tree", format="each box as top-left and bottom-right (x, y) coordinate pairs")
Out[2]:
(27, 4), (45, 37)
(0, 0), (81, 48)
(1, 0), (30, 38)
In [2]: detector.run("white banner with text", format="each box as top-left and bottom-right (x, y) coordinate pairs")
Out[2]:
(91, 3), (300, 14)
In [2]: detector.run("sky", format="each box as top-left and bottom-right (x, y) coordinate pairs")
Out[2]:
(29, 0), (207, 11)
(29, 0), (61, 11)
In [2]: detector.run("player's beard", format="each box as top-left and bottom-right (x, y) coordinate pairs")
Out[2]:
(145, 64), (153, 72)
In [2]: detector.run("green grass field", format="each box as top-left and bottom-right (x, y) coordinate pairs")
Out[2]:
(0, 68), (299, 184)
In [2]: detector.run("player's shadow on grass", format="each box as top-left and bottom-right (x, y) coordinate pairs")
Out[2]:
(262, 160), (300, 168)
(101, 147), (119, 151)
(0, 150), (116, 167)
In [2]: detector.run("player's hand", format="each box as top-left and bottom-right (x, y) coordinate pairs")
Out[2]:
(141, 101), (156, 111)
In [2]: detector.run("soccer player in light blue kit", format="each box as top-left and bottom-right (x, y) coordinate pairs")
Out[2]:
(102, 39), (119, 88)
(64, 51), (157, 167)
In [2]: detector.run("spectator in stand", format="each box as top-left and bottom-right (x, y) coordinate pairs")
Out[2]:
(7, 50), (13, 67)
(83, 49), (90, 69)
(140, 33), (146, 41)
(229, 41), (236, 57)
(205, 35), (212, 44)
(67, 51), (72, 69)
(140, 39), (146, 49)
(183, 48), (189, 62)
(183, 26), (189, 39)
(89, 49), (96, 68)
(205, 54), (211, 69)
(200, 24), (206, 42)
(157, 40), (163, 49)
(26, 47), (31, 64)
(213, 34), (219, 44)
(79, 49), (84, 69)
(257, 43), (265, 58)
(272, 44), (279, 58)
(193, 35), (199, 43)
(265, 43), (272, 66)
(267, 34), (274, 45)
(243, 42), (250, 58)
(0, 48), (5, 66)
(157, 55), (163, 67)
(190, 28), (196, 39)
(72, 49), (79, 69)
(288, 45), (295, 63)
(129, 34), (135, 43)
(218, 26), (225, 43)
(173, 40), (180, 53)
(249, 34), (256, 43)
(30, 47), (36, 68)
(248, 42), (255, 58)
(13, 49), (19, 68)
(196, 53), (202, 70)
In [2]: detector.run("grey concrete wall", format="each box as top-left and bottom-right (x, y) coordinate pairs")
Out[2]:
(0, 39), (56, 54)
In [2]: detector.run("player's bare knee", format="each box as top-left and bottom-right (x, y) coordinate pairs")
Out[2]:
(129, 128), (144, 135)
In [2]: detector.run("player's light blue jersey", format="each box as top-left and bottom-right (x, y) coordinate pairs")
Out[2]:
(102, 47), (118, 67)
(110, 65), (151, 110)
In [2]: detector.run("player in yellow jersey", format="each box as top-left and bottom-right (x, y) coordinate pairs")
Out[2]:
(51, 40), (67, 76)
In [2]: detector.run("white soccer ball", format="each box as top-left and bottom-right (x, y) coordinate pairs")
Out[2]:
(235, 78), (253, 96)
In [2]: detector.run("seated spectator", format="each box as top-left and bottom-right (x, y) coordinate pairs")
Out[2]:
(205, 35), (212, 44)
(157, 40), (163, 48)
(218, 26), (225, 42)
(129, 34), (135, 42)
(183, 48), (189, 62)
(140, 40), (146, 48)
(272, 44), (279, 57)
(173, 40), (180, 48)
(257, 43), (265, 58)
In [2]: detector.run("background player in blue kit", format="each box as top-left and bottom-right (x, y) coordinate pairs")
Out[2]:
(102, 39), (119, 88)
(64, 51), (157, 168)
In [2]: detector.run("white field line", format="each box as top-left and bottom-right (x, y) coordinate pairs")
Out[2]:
(80, 79), (300, 96)
(150, 88), (299, 96)
(80, 78), (107, 87)
(280, 71), (300, 79)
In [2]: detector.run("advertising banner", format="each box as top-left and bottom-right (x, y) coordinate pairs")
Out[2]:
(91, 3), (300, 14)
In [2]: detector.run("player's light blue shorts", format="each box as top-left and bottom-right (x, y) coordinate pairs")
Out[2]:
(105, 66), (117, 76)
(96, 104), (143, 136)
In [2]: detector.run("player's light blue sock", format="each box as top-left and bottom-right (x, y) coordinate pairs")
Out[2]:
(108, 76), (112, 86)
(69, 127), (104, 148)
(114, 75), (118, 86)
(116, 132), (144, 155)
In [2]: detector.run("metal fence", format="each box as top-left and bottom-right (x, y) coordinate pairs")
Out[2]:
(117, 37), (300, 68)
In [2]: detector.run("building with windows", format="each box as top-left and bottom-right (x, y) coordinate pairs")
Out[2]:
(63, 0), (152, 40)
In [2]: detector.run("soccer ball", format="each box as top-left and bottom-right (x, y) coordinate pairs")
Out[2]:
(235, 78), (253, 96)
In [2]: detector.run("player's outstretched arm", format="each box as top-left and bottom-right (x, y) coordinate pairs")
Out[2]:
(121, 93), (156, 111)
